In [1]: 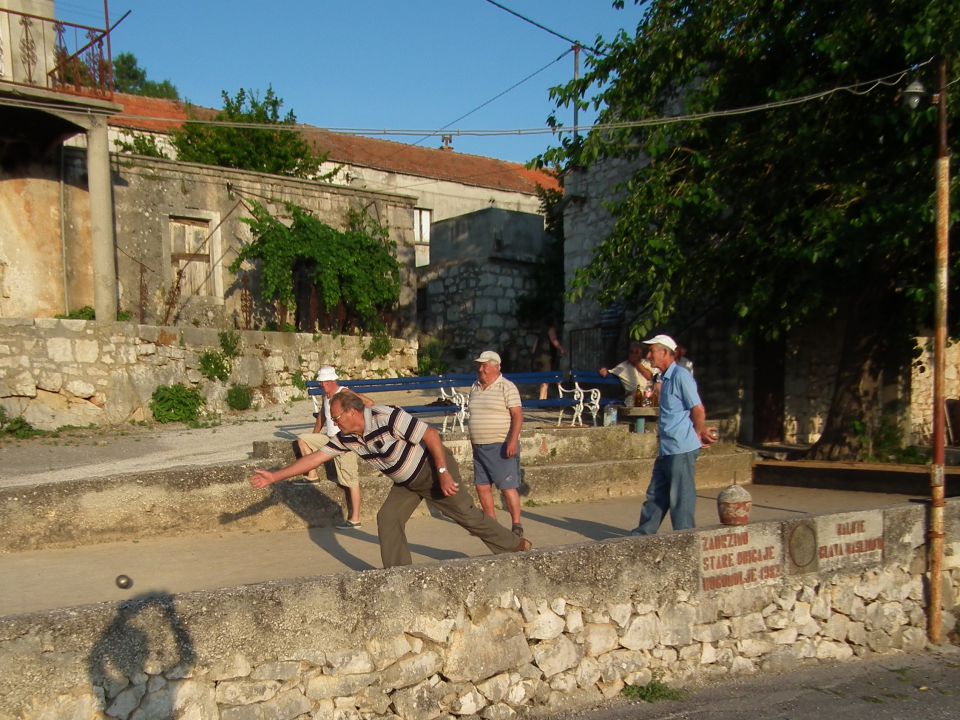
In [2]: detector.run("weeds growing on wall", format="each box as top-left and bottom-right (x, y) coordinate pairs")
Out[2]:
(0, 407), (43, 439)
(226, 384), (253, 411)
(54, 306), (132, 321)
(199, 351), (231, 382)
(362, 332), (393, 361)
(291, 370), (307, 395)
(417, 339), (449, 376)
(150, 385), (204, 424)
(218, 330), (243, 358)
(621, 679), (686, 703)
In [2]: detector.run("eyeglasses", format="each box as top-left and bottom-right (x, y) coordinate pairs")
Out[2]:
(331, 408), (351, 423)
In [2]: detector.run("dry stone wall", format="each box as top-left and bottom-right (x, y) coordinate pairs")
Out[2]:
(1, 501), (956, 720)
(0, 319), (416, 430)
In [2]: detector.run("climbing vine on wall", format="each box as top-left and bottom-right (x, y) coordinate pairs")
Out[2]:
(232, 201), (401, 333)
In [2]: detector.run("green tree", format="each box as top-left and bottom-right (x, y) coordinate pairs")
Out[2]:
(541, 0), (960, 460)
(232, 201), (401, 332)
(171, 87), (329, 179)
(112, 52), (179, 99)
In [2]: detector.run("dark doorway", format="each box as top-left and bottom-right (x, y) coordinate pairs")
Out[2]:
(753, 337), (785, 443)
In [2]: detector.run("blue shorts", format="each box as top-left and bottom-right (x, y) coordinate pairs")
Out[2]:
(472, 443), (521, 491)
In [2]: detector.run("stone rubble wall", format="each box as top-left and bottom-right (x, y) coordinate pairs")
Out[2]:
(419, 261), (538, 374)
(1, 501), (957, 720)
(0, 319), (417, 430)
(909, 337), (960, 446)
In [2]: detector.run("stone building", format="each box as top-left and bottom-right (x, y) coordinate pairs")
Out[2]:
(417, 207), (552, 372)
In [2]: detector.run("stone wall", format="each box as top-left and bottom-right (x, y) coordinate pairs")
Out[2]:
(419, 209), (549, 372)
(1, 501), (956, 720)
(910, 337), (960, 446)
(0, 319), (417, 430)
(3, 149), (419, 334)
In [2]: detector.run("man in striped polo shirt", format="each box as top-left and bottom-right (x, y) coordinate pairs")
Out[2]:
(249, 392), (532, 568)
(468, 350), (525, 537)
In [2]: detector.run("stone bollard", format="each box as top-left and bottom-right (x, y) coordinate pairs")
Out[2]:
(717, 474), (752, 525)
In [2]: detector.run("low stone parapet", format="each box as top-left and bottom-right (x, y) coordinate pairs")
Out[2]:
(1, 501), (956, 720)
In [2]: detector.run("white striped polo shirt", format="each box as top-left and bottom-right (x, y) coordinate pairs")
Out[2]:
(318, 405), (429, 484)
(468, 375), (521, 445)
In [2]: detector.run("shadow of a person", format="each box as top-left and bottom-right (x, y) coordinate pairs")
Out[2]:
(88, 592), (199, 717)
(519, 508), (628, 542)
(222, 481), (470, 571)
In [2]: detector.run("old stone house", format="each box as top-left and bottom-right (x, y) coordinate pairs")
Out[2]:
(0, 0), (563, 426)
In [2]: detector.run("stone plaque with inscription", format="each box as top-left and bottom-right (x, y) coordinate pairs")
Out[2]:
(699, 524), (783, 593)
(815, 510), (884, 571)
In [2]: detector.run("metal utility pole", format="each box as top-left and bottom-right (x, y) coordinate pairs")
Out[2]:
(928, 56), (950, 645)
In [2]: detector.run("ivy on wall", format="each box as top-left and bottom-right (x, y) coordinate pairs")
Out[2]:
(232, 201), (401, 334)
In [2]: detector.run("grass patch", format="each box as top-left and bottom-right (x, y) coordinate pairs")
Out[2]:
(621, 679), (685, 703)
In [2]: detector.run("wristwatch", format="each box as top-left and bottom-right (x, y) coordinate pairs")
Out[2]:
(438, 467), (448, 474)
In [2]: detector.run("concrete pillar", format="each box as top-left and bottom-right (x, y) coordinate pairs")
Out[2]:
(86, 116), (117, 321)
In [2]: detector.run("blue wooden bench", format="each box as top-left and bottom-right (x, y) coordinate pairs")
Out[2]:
(500, 371), (592, 427)
(306, 374), (472, 433)
(306, 370), (602, 431)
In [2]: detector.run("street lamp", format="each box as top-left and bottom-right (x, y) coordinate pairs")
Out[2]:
(903, 57), (950, 645)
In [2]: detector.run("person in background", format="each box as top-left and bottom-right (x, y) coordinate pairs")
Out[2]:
(294, 366), (371, 529)
(598, 341), (656, 406)
(631, 334), (715, 535)
(676, 344), (694, 376)
(251, 392), (532, 568)
(468, 350), (525, 537)
(531, 316), (566, 400)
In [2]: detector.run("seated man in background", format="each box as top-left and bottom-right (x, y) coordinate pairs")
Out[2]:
(294, 366), (372, 529)
(598, 341), (656, 406)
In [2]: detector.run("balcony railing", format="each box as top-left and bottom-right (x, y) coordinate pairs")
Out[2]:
(0, 5), (112, 99)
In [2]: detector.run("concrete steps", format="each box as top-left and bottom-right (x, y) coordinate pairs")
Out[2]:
(0, 426), (754, 553)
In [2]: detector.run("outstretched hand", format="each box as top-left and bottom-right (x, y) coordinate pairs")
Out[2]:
(249, 469), (277, 489)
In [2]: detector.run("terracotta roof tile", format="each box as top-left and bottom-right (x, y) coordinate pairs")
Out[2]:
(109, 93), (558, 195)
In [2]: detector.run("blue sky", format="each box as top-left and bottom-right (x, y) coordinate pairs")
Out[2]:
(57, 0), (646, 165)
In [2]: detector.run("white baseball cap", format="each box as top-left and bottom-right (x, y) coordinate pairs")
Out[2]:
(316, 366), (338, 382)
(473, 350), (502, 365)
(642, 334), (678, 352)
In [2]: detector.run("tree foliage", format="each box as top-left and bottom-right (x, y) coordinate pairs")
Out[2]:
(171, 87), (329, 179)
(112, 52), (179, 99)
(541, 0), (960, 459)
(232, 202), (401, 333)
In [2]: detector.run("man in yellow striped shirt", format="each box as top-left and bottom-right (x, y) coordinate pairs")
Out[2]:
(468, 351), (525, 537)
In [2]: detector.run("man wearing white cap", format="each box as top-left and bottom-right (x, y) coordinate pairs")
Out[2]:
(295, 366), (370, 528)
(632, 334), (716, 535)
(468, 350), (525, 537)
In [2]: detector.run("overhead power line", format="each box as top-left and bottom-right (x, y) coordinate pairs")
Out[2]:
(482, 0), (583, 48)
(0, 59), (936, 141)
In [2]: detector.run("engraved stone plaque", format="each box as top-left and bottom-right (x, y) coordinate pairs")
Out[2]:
(699, 524), (783, 593)
(815, 510), (884, 571)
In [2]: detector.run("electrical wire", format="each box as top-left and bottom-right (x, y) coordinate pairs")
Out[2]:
(482, 0), (597, 54)
(1, 59), (938, 140)
(403, 48), (573, 151)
